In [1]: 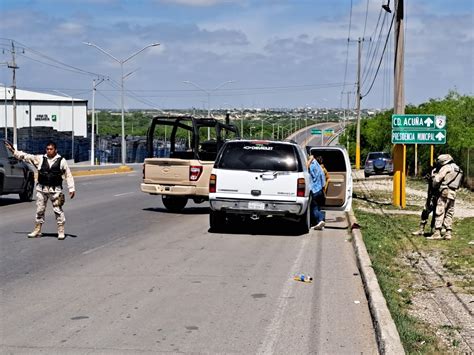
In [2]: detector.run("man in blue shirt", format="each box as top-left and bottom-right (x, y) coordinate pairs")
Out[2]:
(309, 154), (326, 230)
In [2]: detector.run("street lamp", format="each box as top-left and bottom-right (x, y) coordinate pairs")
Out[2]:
(83, 41), (160, 165)
(53, 90), (75, 161)
(183, 80), (234, 140)
(91, 77), (107, 165)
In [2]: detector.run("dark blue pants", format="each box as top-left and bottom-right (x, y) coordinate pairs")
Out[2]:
(311, 190), (324, 224)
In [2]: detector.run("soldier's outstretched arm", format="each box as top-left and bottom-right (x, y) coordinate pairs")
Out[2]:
(4, 141), (41, 168)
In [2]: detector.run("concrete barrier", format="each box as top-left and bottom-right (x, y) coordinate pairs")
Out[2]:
(347, 210), (405, 355)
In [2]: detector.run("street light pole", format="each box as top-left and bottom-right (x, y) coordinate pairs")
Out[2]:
(91, 77), (106, 165)
(83, 41), (160, 165)
(183, 80), (234, 140)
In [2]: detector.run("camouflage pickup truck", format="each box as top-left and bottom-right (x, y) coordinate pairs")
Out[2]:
(140, 115), (240, 212)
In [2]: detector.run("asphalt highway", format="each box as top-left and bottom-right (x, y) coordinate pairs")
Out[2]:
(0, 125), (378, 354)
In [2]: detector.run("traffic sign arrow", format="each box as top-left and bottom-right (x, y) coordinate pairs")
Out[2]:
(424, 117), (433, 127)
(435, 132), (445, 141)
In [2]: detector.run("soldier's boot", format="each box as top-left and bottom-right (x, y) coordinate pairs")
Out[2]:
(28, 223), (42, 238)
(57, 225), (66, 240)
(426, 229), (443, 240)
(411, 223), (426, 236)
(444, 230), (452, 240)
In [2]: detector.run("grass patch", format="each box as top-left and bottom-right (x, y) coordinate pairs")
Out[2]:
(353, 205), (474, 352)
(354, 207), (441, 353)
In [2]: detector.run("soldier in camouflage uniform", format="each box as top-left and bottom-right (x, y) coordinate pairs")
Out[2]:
(412, 166), (438, 236)
(5, 141), (75, 240)
(427, 154), (463, 240)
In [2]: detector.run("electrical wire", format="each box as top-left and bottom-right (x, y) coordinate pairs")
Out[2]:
(361, 12), (389, 88)
(361, 8), (384, 84)
(8, 38), (102, 78)
(340, 0), (354, 108)
(361, 14), (395, 99)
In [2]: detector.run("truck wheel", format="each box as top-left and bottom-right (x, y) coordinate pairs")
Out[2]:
(209, 210), (226, 232)
(19, 176), (34, 202)
(162, 196), (188, 212)
(297, 206), (310, 234)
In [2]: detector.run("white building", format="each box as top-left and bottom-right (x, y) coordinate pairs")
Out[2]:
(1, 86), (88, 137)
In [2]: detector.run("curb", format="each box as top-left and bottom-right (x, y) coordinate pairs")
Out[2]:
(71, 165), (134, 177)
(347, 210), (405, 355)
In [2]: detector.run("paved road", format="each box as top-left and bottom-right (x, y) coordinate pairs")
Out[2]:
(1, 126), (378, 354)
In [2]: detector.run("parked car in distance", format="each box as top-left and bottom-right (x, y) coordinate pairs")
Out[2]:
(364, 151), (393, 178)
(0, 139), (35, 201)
(209, 140), (311, 233)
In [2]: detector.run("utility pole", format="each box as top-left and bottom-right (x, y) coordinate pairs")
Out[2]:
(7, 41), (19, 148)
(355, 38), (362, 169)
(343, 91), (352, 154)
(392, 0), (406, 207)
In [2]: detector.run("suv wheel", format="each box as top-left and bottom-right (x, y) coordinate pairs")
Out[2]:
(297, 206), (310, 234)
(162, 196), (188, 212)
(19, 176), (34, 202)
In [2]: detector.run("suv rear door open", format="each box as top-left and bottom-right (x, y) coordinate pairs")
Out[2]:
(308, 146), (353, 212)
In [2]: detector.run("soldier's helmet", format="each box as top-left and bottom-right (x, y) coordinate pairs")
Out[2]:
(436, 154), (453, 166)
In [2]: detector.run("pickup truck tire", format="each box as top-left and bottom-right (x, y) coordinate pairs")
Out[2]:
(297, 205), (311, 234)
(19, 175), (34, 202)
(209, 210), (226, 232)
(162, 195), (187, 212)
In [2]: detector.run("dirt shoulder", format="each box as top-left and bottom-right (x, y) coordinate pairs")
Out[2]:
(353, 173), (473, 353)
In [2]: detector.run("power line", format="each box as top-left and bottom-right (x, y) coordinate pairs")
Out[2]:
(340, 0), (354, 108)
(1, 38), (103, 78)
(361, 8), (384, 85)
(361, 14), (395, 99)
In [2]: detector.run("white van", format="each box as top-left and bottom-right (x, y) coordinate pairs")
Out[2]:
(209, 140), (311, 232)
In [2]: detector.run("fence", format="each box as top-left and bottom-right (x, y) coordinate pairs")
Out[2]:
(0, 128), (167, 164)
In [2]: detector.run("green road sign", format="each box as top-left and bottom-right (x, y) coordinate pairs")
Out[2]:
(392, 129), (446, 144)
(323, 129), (334, 136)
(392, 114), (446, 129)
(311, 129), (322, 135)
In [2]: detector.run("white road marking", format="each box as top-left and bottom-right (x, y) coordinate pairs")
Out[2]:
(257, 234), (310, 355)
(114, 192), (135, 197)
(82, 235), (128, 255)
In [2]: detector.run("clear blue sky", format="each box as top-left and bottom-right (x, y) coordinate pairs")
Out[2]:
(1, 0), (472, 110)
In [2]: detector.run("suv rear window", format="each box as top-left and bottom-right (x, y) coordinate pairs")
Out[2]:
(367, 152), (390, 160)
(216, 141), (302, 172)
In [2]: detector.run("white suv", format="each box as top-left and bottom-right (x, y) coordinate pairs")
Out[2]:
(209, 140), (311, 232)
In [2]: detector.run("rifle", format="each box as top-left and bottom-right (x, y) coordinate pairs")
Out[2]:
(420, 169), (439, 230)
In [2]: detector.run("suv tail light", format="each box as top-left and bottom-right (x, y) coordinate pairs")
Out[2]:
(297, 178), (306, 197)
(209, 174), (217, 193)
(189, 166), (203, 181)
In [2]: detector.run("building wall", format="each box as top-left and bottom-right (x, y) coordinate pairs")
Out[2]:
(3, 101), (88, 137)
